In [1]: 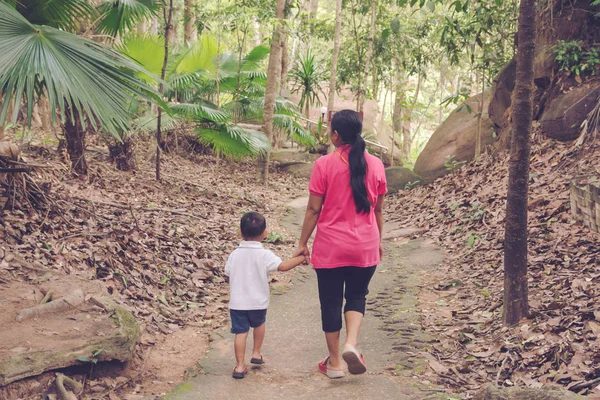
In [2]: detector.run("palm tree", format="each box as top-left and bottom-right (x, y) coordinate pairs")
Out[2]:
(0, 1), (160, 175)
(290, 49), (326, 119)
(119, 34), (305, 160)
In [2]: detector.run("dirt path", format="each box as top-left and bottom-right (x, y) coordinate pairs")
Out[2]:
(164, 198), (449, 400)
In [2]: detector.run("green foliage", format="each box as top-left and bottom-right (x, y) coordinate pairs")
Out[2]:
(195, 124), (270, 159)
(290, 49), (327, 116)
(96, 0), (157, 38)
(3, 0), (96, 31)
(444, 155), (465, 171)
(553, 40), (600, 77)
(464, 200), (487, 223)
(0, 2), (160, 137)
(404, 180), (422, 190)
(76, 349), (103, 364)
(264, 231), (286, 244)
(466, 231), (480, 247)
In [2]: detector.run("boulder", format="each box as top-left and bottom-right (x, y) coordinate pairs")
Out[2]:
(489, 61), (516, 133)
(271, 150), (319, 168)
(282, 163), (313, 179)
(0, 280), (139, 386)
(0, 142), (20, 160)
(385, 167), (423, 194)
(540, 83), (600, 141)
(473, 384), (585, 400)
(414, 91), (495, 182)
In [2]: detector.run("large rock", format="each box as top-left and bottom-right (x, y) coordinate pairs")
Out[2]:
(540, 83), (600, 141)
(385, 167), (423, 194)
(0, 281), (139, 386)
(282, 163), (313, 179)
(489, 61), (516, 134)
(414, 91), (495, 182)
(271, 150), (319, 168)
(473, 384), (585, 400)
(0, 142), (20, 160)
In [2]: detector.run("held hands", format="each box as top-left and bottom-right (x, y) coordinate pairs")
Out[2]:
(294, 244), (311, 265)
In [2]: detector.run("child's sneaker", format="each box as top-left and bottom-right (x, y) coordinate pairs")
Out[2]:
(342, 345), (367, 375)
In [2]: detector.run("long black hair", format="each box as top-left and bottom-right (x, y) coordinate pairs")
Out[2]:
(331, 110), (370, 214)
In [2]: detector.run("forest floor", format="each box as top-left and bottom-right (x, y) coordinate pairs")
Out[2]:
(387, 137), (600, 398)
(1, 132), (600, 399)
(0, 134), (306, 399)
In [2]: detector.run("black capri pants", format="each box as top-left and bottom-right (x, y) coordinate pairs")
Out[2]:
(315, 266), (377, 332)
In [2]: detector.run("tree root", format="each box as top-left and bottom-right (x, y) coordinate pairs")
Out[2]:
(16, 289), (84, 322)
(40, 290), (53, 304)
(55, 373), (80, 400)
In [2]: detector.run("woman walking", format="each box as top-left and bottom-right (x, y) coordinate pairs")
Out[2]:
(294, 109), (387, 379)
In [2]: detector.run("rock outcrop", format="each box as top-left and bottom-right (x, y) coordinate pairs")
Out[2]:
(385, 167), (423, 194)
(414, 91), (495, 181)
(540, 83), (600, 141)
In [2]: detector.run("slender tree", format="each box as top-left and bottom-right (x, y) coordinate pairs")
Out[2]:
(503, 0), (537, 326)
(359, 0), (376, 113)
(260, 0), (286, 184)
(326, 0), (342, 121)
(184, 0), (196, 42)
(156, 0), (174, 181)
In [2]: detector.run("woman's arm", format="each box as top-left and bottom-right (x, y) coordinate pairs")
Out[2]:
(375, 195), (385, 257)
(295, 194), (324, 256)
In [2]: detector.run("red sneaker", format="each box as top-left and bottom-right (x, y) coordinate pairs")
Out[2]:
(342, 345), (367, 375)
(318, 357), (345, 379)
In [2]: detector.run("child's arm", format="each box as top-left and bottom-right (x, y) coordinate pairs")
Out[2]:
(278, 255), (308, 271)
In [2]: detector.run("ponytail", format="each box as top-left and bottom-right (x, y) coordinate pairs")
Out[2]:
(349, 135), (370, 214)
(331, 110), (370, 214)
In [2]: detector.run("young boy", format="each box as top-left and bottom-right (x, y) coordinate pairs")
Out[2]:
(225, 211), (306, 379)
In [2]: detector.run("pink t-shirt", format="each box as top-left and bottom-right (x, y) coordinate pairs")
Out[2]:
(308, 145), (387, 269)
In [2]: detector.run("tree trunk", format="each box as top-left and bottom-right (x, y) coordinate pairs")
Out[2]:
(359, 0), (376, 113)
(109, 137), (135, 171)
(184, 0), (196, 42)
(280, 31), (289, 95)
(168, 5), (179, 47)
(137, 20), (148, 35)
(260, 0), (286, 185)
(503, 0), (536, 327)
(309, 0), (318, 18)
(475, 67), (485, 159)
(372, 66), (379, 101)
(326, 0), (342, 120)
(64, 110), (88, 176)
(156, 0), (174, 181)
(150, 17), (159, 35)
(438, 67), (445, 125)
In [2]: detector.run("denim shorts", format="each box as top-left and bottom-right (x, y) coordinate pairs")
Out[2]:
(230, 309), (267, 334)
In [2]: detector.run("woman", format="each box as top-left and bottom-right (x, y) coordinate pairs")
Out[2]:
(294, 109), (387, 379)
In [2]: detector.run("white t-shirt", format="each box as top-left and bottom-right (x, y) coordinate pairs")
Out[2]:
(225, 241), (282, 310)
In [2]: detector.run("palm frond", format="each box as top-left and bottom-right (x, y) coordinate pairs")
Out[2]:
(0, 3), (160, 137)
(8, 0), (96, 31)
(273, 114), (315, 146)
(132, 111), (179, 134)
(170, 103), (231, 123)
(97, 0), (157, 38)
(196, 124), (270, 159)
(173, 35), (219, 75)
(116, 34), (164, 82)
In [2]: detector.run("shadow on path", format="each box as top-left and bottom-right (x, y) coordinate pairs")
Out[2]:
(165, 198), (449, 400)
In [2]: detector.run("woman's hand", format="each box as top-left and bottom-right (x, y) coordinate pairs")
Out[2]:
(379, 243), (384, 259)
(294, 244), (310, 265)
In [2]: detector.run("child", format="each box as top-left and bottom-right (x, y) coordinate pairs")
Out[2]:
(225, 211), (307, 379)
